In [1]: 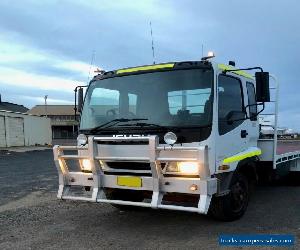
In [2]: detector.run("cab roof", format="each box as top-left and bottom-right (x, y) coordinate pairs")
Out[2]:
(92, 60), (254, 81)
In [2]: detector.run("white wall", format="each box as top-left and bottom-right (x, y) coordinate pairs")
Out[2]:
(0, 110), (51, 147)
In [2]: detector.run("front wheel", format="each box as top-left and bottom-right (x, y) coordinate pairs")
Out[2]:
(209, 172), (249, 221)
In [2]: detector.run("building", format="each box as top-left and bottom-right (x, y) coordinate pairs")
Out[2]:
(27, 105), (78, 140)
(0, 110), (51, 147)
(0, 95), (29, 113)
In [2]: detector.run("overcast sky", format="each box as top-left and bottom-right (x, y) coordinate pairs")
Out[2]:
(0, 0), (300, 130)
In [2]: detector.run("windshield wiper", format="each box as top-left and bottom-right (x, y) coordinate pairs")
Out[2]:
(117, 123), (212, 129)
(89, 118), (148, 133)
(117, 122), (167, 129)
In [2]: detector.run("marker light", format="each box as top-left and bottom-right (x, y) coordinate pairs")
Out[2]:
(190, 184), (198, 191)
(81, 159), (92, 172)
(177, 162), (199, 174)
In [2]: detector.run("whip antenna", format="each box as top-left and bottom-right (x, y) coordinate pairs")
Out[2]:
(150, 21), (156, 64)
(87, 49), (96, 83)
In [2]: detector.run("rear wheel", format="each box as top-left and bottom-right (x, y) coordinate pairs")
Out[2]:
(209, 172), (249, 221)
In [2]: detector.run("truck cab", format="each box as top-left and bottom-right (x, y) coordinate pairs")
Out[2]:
(53, 59), (274, 221)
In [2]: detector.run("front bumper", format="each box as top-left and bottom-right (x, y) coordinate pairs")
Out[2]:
(53, 136), (217, 214)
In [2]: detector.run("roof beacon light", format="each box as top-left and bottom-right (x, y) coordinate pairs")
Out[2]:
(201, 51), (215, 61)
(207, 51), (215, 57)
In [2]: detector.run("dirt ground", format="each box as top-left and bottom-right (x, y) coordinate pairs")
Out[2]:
(0, 149), (299, 249)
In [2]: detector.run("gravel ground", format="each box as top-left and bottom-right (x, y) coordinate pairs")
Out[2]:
(0, 149), (299, 249)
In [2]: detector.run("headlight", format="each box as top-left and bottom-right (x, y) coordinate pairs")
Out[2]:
(77, 134), (87, 146)
(81, 159), (92, 172)
(177, 162), (199, 174)
(166, 162), (199, 175)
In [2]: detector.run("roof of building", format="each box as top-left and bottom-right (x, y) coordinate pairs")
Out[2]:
(0, 102), (29, 113)
(27, 105), (77, 116)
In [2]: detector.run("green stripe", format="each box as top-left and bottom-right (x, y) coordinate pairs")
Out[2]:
(218, 64), (254, 80)
(116, 63), (174, 74)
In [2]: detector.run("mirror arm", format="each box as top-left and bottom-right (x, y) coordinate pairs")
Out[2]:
(246, 102), (265, 120)
(256, 102), (265, 116)
(242, 105), (249, 119)
(74, 85), (88, 122)
(74, 87), (77, 121)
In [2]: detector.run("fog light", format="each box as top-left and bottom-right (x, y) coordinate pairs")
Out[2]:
(177, 162), (199, 174)
(190, 184), (198, 191)
(219, 165), (230, 170)
(164, 132), (177, 145)
(81, 159), (92, 172)
(77, 134), (87, 146)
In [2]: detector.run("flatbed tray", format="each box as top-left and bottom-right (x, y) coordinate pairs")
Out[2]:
(277, 140), (300, 155)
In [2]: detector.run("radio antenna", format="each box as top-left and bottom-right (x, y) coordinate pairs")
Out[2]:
(149, 21), (156, 64)
(87, 49), (96, 83)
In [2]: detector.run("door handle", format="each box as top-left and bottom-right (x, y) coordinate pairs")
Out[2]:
(241, 130), (248, 138)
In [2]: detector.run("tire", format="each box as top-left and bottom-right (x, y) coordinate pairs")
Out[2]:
(104, 189), (144, 211)
(209, 172), (249, 221)
(287, 172), (300, 186)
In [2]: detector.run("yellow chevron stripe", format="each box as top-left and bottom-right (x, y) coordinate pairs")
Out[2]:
(218, 63), (254, 80)
(223, 150), (262, 164)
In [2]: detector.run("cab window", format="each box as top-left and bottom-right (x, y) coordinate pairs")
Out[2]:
(218, 75), (244, 135)
(246, 82), (257, 121)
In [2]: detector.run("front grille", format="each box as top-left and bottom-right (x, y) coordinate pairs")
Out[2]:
(97, 141), (148, 145)
(105, 162), (151, 171)
(103, 171), (152, 177)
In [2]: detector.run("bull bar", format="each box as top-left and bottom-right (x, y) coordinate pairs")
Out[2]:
(53, 136), (217, 214)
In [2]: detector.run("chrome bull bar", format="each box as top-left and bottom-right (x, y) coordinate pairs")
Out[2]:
(53, 136), (217, 214)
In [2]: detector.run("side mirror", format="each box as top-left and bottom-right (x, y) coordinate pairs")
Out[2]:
(77, 88), (84, 113)
(255, 72), (270, 102)
(226, 110), (246, 125)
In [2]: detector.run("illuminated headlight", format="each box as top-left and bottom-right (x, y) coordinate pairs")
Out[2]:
(77, 134), (87, 146)
(81, 159), (92, 172)
(166, 162), (199, 175)
(178, 162), (199, 174)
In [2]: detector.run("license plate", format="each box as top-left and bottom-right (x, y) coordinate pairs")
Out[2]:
(117, 176), (142, 188)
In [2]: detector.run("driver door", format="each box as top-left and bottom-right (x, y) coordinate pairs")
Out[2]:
(216, 74), (248, 168)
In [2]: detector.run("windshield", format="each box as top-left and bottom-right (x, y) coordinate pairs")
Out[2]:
(80, 68), (213, 130)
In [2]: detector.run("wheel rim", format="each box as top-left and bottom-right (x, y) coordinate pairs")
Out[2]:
(231, 180), (248, 213)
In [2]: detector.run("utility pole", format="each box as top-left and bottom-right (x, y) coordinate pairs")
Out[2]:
(44, 95), (48, 118)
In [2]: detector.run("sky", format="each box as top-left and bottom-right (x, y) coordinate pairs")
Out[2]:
(0, 0), (300, 131)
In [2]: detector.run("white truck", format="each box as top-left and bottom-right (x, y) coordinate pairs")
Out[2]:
(53, 56), (300, 221)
